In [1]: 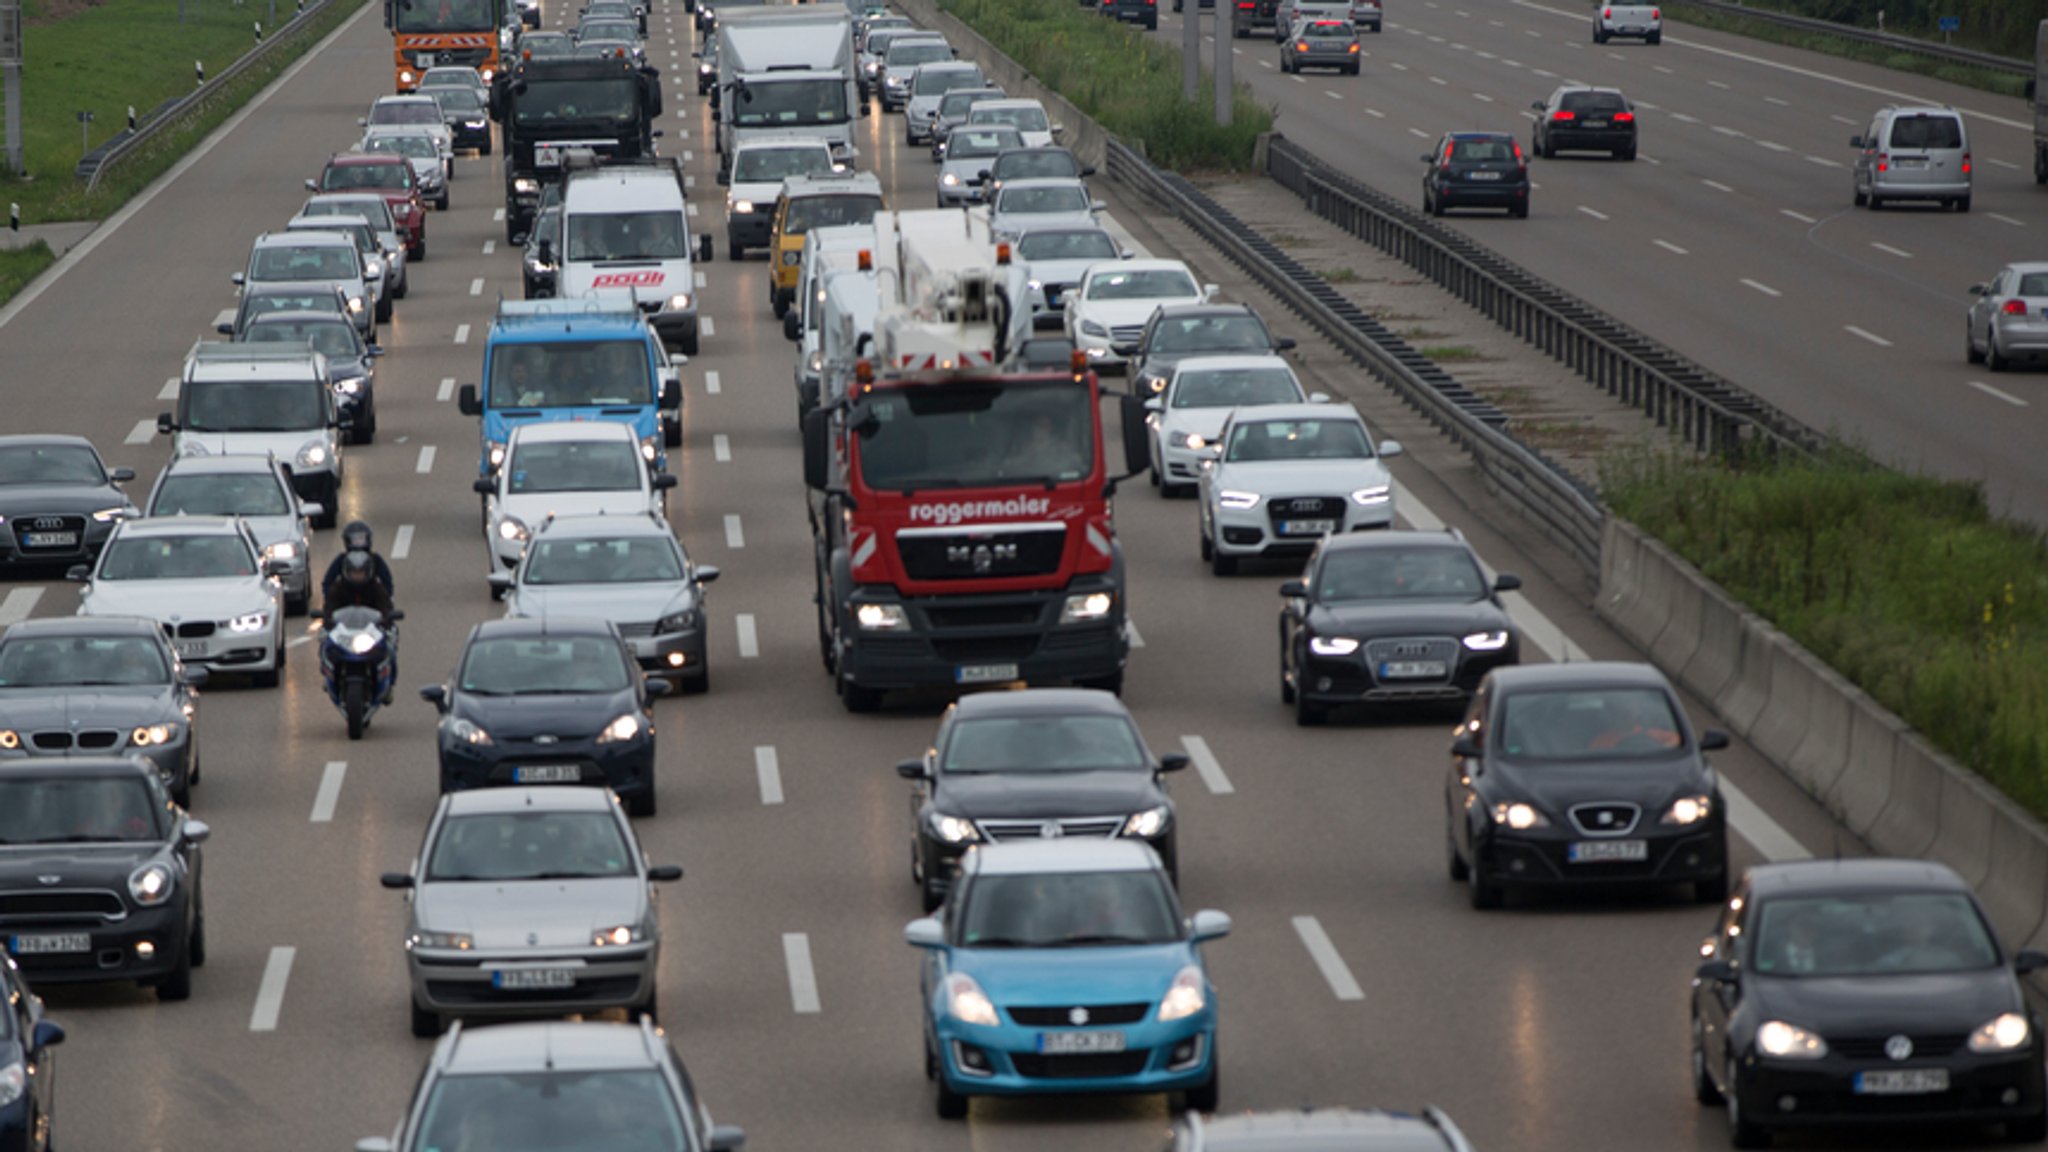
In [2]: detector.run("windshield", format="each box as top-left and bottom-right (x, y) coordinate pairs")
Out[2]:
(98, 533), (256, 580)
(1223, 418), (1371, 460)
(391, 0), (498, 32)
(960, 871), (1180, 948)
(306, 198), (394, 231)
(369, 100), (442, 126)
(183, 380), (327, 433)
(416, 1071), (685, 1152)
(242, 291), (345, 326)
(507, 440), (642, 493)
(1154, 315), (1269, 353)
(513, 78), (637, 125)
(939, 90), (996, 118)
(971, 104), (1049, 132)
(1086, 268), (1194, 300)
(1751, 893), (2000, 978)
(151, 472), (291, 517)
(524, 536), (683, 585)
(427, 811), (634, 881)
(565, 210), (687, 261)
(731, 78), (847, 127)
(947, 128), (1022, 159)
(319, 162), (409, 192)
(364, 134), (439, 160)
(1017, 230), (1116, 262)
(1497, 687), (1685, 759)
(855, 381), (1093, 490)
(886, 41), (950, 68)
(1315, 546), (1483, 601)
(996, 185), (1088, 216)
(0, 443), (103, 486)
(943, 715), (1147, 773)
(733, 146), (834, 183)
(246, 319), (362, 362)
(0, 776), (163, 844)
(250, 244), (357, 283)
(913, 68), (982, 97)
(1173, 367), (1300, 409)
(458, 635), (632, 694)
(520, 32), (574, 56)
(995, 151), (1082, 181)
(784, 194), (881, 234)
(487, 341), (652, 408)
(0, 635), (169, 688)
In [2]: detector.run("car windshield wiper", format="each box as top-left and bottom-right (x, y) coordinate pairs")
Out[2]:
(963, 935), (1039, 948)
(24, 834), (133, 844)
(1055, 933), (1159, 947)
(510, 870), (620, 881)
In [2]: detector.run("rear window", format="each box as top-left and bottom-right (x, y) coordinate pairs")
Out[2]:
(1888, 114), (1962, 150)
(1561, 91), (1626, 113)
(1450, 138), (1513, 162)
(2020, 274), (2048, 296)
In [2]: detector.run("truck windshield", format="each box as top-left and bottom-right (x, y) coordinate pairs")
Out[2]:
(513, 79), (637, 126)
(730, 79), (848, 127)
(393, 0), (497, 32)
(855, 380), (1093, 490)
(488, 341), (652, 408)
(564, 211), (688, 260)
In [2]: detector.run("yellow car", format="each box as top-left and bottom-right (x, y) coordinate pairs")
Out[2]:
(768, 172), (885, 317)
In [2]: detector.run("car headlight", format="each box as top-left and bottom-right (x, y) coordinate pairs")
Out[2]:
(943, 972), (999, 1025)
(1756, 1020), (1828, 1060)
(1462, 630), (1511, 651)
(392, 202), (414, 218)
(596, 713), (642, 743)
(229, 611), (270, 633)
(807, 350), (824, 375)
(1970, 1012), (2032, 1053)
(407, 929), (474, 951)
(130, 722), (182, 747)
(497, 516), (529, 543)
(1217, 490), (1260, 510)
(1660, 794), (1713, 826)
(296, 441), (330, 469)
(1157, 965), (1207, 1022)
(514, 177), (540, 195)
(781, 251), (801, 267)
(0, 1061), (21, 1109)
(1122, 804), (1170, 838)
(1027, 278), (1042, 291)
(347, 295), (365, 313)
(592, 924), (648, 947)
(1181, 433), (1206, 450)
(656, 609), (699, 633)
(855, 602), (908, 632)
(1079, 320), (1108, 337)
(91, 505), (130, 523)
(699, 63), (714, 75)
(347, 630), (380, 655)
(640, 435), (660, 462)
(1308, 635), (1360, 656)
(128, 862), (175, 906)
(731, 199), (754, 214)
(941, 172), (960, 187)
(0, 730), (17, 750)
(449, 717), (492, 745)
(1350, 485), (1391, 506)
(667, 293), (692, 311)
(928, 812), (980, 844)
(263, 541), (300, 562)
(366, 257), (384, 279)
(1059, 590), (1114, 624)
(1491, 801), (1547, 830)
(334, 378), (364, 396)
(465, 119), (486, 129)
(487, 441), (508, 470)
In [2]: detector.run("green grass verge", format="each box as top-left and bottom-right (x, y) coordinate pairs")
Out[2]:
(938, 0), (1274, 170)
(1603, 446), (2048, 820)
(0, 239), (56, 298)
(1662, 2), (2030, 99)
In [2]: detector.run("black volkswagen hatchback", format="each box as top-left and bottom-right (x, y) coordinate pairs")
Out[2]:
(1691, 860), (2048, 1147)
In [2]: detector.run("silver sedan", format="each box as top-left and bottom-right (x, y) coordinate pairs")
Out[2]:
(1967, 263), (2048, 372)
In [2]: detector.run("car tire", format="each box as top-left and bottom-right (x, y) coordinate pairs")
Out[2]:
(1467, 855), (1503, 909)
(1075, 670), (1124, 695)
(1180, 1060), (1220, 1114)
(1691, 1018), (1723, 1104)
(155, 935), (194, 1002)
(773, 291), (790, 320)
(1867, 194), (1883, 211)
(287, 591), (309, 618)
(1234, 24), (1247, 37)
(254, 644), (283, 689)
(1279, 55), (1291, 72)
(171, 768), (192, 809)
(1726, 1059), (1769, 1147)
(1592, 28), (1606, 43)
(1694, 870), (1729, 904)
(375, 295), (392, 324)
(1968, 323), (1986, 364)
(1347, 63), (1359, 74)
(1512, 199), (1530, 219)
(1956, 194), (1972, 213)
(921, 876), (944, 912)
(412, 240), (427, 260)
(680, 668), (709, 695)
(1199, 524), (1214, 561)
(411, 998), (442, 1038)
(1209, 546), (1236, 576)
(934, 1069), (969, 1120)
(189, 905), (207, 968)
(728, 240), (745, 260)
(1646, 30), (1660, 44)
(481, 136), (492, 156)
(628, 786), (656, 818)
(437, 192), (450, 211)
(1990, 333), (2011, 373)
(1293, 687), (1325, 726)
(506, 217), (522, 243)
(1853, 186), (1868, 207)
(1619, 146), (1636, 161)
(392, 275), (407, 301)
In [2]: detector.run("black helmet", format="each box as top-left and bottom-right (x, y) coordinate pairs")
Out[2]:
(342, 550), (373, 583)
(342, 520), (373, 552)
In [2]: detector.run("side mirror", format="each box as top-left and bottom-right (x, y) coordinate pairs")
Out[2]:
(647, 863), (685, 881)
(65, 565), (90, 583)
(1189, 909), (1232, 942)
(707, 1126), (746, 1152)
(356, 1140), (396, 1152)
(177, 666), (210, 687)
(1081, 165), (1098, 177)
(1695, 959), (1735, 983)
(1089, 199), (1108, 213)
(1530, 100), (1545, 111)
(182, 819), (211, 844)
(419, 683), (449, 708)
(304, 178), (320, 192)
(300, 502), (326, 521)
(1274, 337), (1297, 351)
(784, 310), (802, 342)
(1492, 572), (1522, 593)
(378, 872), (414, 890)
(472, 477), (496, 495)
(356, 116), (369, 126)
(904, 917), (945, 948)
(230, 272), (246, 286)
(367, 346), (386, 357)
(261, 558), (290, 578)
(801, 407), (831, 491)
(895, 757), (926, 779)
(1451, 736), (1481, 759)
(109, 466), (136, 483)
(388, 609), (405, 622)
(695, 564), (720, 584)
(698, 234), (715, 263)
(1420, 152), (1436, 164)
(1848, 134), (1865, 148)
(487, 572), (514, 594)
(30, 1020), (63, 1052)
(1377, 439), (1403, 457)
(216, 321), (234, 335)
(1120, 246), (1134, 260)
(653, 472), (679, 491)
(1699, 729), (1731, 751)
(1159, 752), (1190, 773)
(1307, 391), (1330, 403)
(1142, 397), (1163, 413)
(1969, 283), (1987, 296)
(457, 384), (481, 416)
(1279, 579), (1308, 598)
(716, 169), (730, 186)
(2017, 950), (2048, 975)
(1051, 123), (1065, 137)
(645, 678), (673, 701)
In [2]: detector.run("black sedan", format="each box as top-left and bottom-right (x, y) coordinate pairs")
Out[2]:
(0, 758), (209, 1001)
(1279, 531), (1520, 725)
(1532, 85), (1636, 160)
(1445, 662), (1728, 908)
(0, 436), (136, 573)
(1421, 131), (1530, 218)
(0, 952), (61, 1152)
(421, 618), (669, 816)
(0, 617), (206, 805)
(896, 688), (1188, 911)
(1693, 860), (2048, 1147)
(1130, 303), (1295, 398)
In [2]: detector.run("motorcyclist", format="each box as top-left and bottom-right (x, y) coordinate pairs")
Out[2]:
(324, 550), (398, 703)
(321, 520), (395, 601)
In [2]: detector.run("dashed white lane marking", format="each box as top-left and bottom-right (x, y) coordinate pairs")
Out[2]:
(677, 129), (690, 141)
(437, 377), (454, 402)
(683, 150), (694, 162)
(158, 377), (179, 401)
(1259, 59), (1275, 69)
(1668, 111), (1697, 123)
(1988, 157), (2020, 170)
(454, 323), (471, 344)
(1428, 75), (1446, 85)
(1708, 79), (1729, 89)
(1292, 916), (1366, 1001)
(1757, 140), (1790, 153)
(1652, 64), (1672, 73)
(1366, 107), (1385, 118)
(1576, 205), (1609, 220)
(1830, 114), (1857, 126)
(1472, 91), (1492, 102)
(694, 270), (706, 288)
(125, 419), (156, 445)
(686, 202), (700, 217)
(1127, 619), (1144, 649)
(1180, 736), (1235, 795)
(724, 514), (745, 549)
(782, 933), (821, 1013)
(1844, 326), (1892, 347)
(1990, 213), (2027, 228)
(1702, 179), (1732, 193)
(1653, 239), (1688, 255)
(1324, 90), (1343, 100)
(1764, 95), (1789, 106)
(416, 446), (437, 474)
(482, 239), (496, 255)
(1970, 380), (2029, 407)
(392, 525), (415, 560)
(0, 589), (44, 626)
(683, 175), (695, 190)
(287, 634), (314, 649)
(469, 277), (484, 296)
(755, 746), (784, 805)
(1870, 241), (1912, 259)
(736, 614), (759, 658)
(1781, 208), (1817, 224)
(1408, 127), (1430, 138)
(310, 761), (347, 823)
(704, 370), (721, 394)
(1293, 75), (1308, 86)
(493, 207), (506, 222)
(702, 316), (716, 338)
(711, 434), (732, 463)
(1712, 125), (1744, 138)
(1805, 155), (1841, 168)
(249, 946), (297, 1032)
(1741, 278), (1782, 298)
(1390, 61), (1408, 70)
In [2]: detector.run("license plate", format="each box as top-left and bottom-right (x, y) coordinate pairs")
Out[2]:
(956, 663), (1019, 684)
(1278, 519), (1337, 536)
(1855, 1068), (1949, 1095)
(174, 640), (209, 659)
(1582, 120), (1608, 129)
(1379, 660), (1446, 679)
(515, 764), (581, 784)
(1038, 1030), (1126, 1054)
(536, 144), (565, 167)
(492, 967), (576, 990)
(22, 532), (76, 547)
(1468, 170), (1503, 181)
(417, 52), (436, 67)
(1895, 157), (1927, 168)
(10, 933), (90, 955)
(1568, 839), (1648, 863)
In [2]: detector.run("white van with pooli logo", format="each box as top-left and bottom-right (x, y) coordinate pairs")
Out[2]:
(557, 160), (713, 355)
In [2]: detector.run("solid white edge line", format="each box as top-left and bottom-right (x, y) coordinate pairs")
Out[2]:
(416, 446), (437, 474)
(724, 514), (745, 548)
(1720, 781), (1811, 863)
(755, 746), (784, 805)
(249, 946), (297, 1032)
(391, 525), (415, 560)
(1970, 380), (2030, 408)
(309, 761), (346, 823)
(0, 588), (44, 626)
(1291, 915), (1366, 1000)
(1180, 735), (1235, 795)
(782, 932), (821, 1013)
(736, 614), (759, 659)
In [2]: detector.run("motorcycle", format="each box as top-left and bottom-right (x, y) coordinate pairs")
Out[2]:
(322, 605), (402, 740)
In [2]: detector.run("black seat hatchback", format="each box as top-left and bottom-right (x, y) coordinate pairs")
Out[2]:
(1421, 131), (1530, 218)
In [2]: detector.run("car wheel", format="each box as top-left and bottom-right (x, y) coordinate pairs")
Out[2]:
(1646, 30), (1660, 44)
(481, 136), (492, 157)
(1293, 684), (1325, 726)
(254, 644), (282, 688)
(1968, 323), (1986, 364)
(188, 906), (207, 968)
(411, 998), (442, 1038)
(934, 1067), (969, 1120)
(1347, 63), (1359, 74)
(437, 192), (450, 211)
(1619, 146), (1636, 161)
(728, 240), (745, 260)
(1279, 55), (1291, 72)
(1209, 546), (1236, 576)
(154, 936), (193, 1002)
(1853, 186), (1868, 207)
(392, 274), (407, 301)
(1726, 1058), (1770, 1147)
(628, 785), (656, 818)
(679, 667), (709, 695)
(1512, 200), (1530, 219)
(1956, 194), (1972, 213)
(375, 295), (392, 324)
(1695, 869), (1729, 904)
(1278, 639), (1295, 703)
(1592, 28), (1606, 43)
(286, 591), (309, 618)
(1467, 852), (1503, 909)
(1199, 523), (1214, 560)
(1990, 332), (2011, 373)
(1075, 670), (1123, 695)
(1446, 821), (1468, 880)
(1180, 1058), (1220, 1114)
(411, 239), (426, 260)
(921, 875), (944, 912)
(1692, 1018), (1723, 1105)
(773, 291), (790, 320)
(1867, 194), (1883, 211)
(171, 768), (192, 809)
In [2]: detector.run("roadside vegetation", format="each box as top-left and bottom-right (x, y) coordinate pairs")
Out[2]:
(1604, 446), (2048, 819)
(1663, 1), (2032, 98)
(939, 0), (1273, 170)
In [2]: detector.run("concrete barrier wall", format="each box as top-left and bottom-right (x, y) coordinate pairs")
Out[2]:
(1598, 519), (2048, 966)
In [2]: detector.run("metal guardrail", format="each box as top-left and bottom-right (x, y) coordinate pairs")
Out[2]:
(1668, 0), (2031, 77)
(1265, 137), (1827, 460)
(79, 0), (349, 192)
(1104, 139), (1608, 576)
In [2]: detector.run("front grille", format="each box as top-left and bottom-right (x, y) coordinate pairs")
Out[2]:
(1830, 1033), (1968, 1061)
(0, 890), (126, 920)
(1109, 324), (1145, 348)
(27, 730), (122, 751)
(1362, 637), (1458, 684)
(1266, 495), (1344, 528)
(416, 46), (490, 68)
(615, 622), (659, 638)
(898, 527), (1066, 581)
(11, 514), (85, 554)
(979, 816), (1125, 841)
(1008, 1003), (1150, 1026)
(1012, 1051), (1151, 1079)
(162, 621), (217, 639)
(925, 603), (1045, 630)
(1567, 802), (1642, 838)
(932, 636), (1039, 664)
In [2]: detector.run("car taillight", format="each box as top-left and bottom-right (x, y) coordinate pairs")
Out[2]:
(1512, 140), (1525, 164)
(1652, 7), (1659, 17)
(1551, 109), (1575, 121)
(1962, 153), (1972, 175)
(1298, 40), (1310, 49)
(1877, 153), (1888, 173)
(1602, 6), (1612, 16)
(2003, 300), (2027, 315)
(1614, 111), (1634, 123)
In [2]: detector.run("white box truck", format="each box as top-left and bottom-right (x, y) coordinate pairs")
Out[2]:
(714, 4), (864, 173)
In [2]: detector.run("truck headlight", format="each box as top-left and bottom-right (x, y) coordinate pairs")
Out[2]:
(1059, 591), (1114, 623)
(731, 199), (754, 213)
(667, 293), (692, 311)
(229, 611), (270, 633)
(128, 862), (175, 906)
(1217, 490), (1260, 510)
(855, 603), (908, 631)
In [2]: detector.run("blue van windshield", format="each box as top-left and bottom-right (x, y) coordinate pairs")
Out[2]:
(488, 340), (651, 408)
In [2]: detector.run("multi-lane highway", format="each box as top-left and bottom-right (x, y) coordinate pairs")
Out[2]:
(0, 1), (2025, 1148)
(1144, 0), (2048, 523)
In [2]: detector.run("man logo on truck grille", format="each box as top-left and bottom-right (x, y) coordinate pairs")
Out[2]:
(948, 543), (1017, 574)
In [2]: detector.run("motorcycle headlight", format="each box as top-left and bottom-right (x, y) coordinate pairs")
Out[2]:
(0, 730), (17, 750)
(1350, 485), (1391, 506)
(1308, 635), (1360, 656)
(855, 602), (908, 632)
(130, 722), (182, 747)
(296, 441), (330, 469)
(1122, 804), (1170, 838)
(91, 505), (130, 523)
(1217, 490), (1260, 510)
(513, 177), (540, 195)
(0, 1061), (21, 1109)
(1462, 630), (1511, 651)
(497, 516), (529, 542)
(1661, 794), (1713, 826)
(596, 713), (642, 743)
(407, 929), (474, 951)
(667, 293), (692, 311)
(1491, 801), (1547, 830)
(1756, 1020), (1828, 1060)
(347, 630), (380, 655)
(229, 611), (270, 633)
(128, 862), (175, 906)
(656, 609), (700, 633)
(943, 972), (998, 1025)
(928, 812), (980, 844)
(450, 717), (492, 745)
(1156, 965), (1207, 1022)
(1970, 1013), (2032, 1053)
(1059, 591), (1114, 624)
(592, 923), (648, 947)
(263, 541), (300, 562)
(731, 199), (755, 214)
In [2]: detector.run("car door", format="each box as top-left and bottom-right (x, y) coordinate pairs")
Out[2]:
(1695, 879), (1749, 1077)
(1855, 113), (1883, 190)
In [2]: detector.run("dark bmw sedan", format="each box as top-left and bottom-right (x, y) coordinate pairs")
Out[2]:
(1692, 860), (2048, 1147)
(1279, 531), (1520, 726)
(422, 618), (668, 817)
(0, 436), (136, 573)
(1421, 131), (1530, 218)
(0, 952), (61, 1152)
(0, 758), (209, 1002)
(896, 688), (1188, 911)
(1445, 662), (1728, 909)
